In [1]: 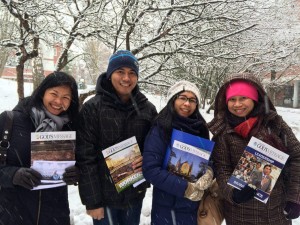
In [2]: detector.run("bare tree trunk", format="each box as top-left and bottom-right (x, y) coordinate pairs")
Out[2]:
(0, 49), (9, 77)
(206, 100), (215, 114)
(32, 56), (44, 89)
(201, 74), (212, 109)
(16, 60), (25, 100)
(268, 69), (276, 105)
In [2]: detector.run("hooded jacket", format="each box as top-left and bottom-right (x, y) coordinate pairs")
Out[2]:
(208, 73), (300, 225)
(76, 73), (157, 210)
(0, 97), (71, 225)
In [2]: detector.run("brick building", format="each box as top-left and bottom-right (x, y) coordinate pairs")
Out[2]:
(263, 66), (300, 108)
(1, 43), (62, 81)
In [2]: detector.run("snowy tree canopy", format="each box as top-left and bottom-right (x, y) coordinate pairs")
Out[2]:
(1, 0), (300, 99)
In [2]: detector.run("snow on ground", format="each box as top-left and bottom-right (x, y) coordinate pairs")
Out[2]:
(0, 78), (299, 225)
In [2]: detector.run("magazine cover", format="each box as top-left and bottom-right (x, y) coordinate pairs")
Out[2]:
(227, 136), (289, 203)
(162, 128), (215, 182)
(30, 131), (76, 190)
(102, 136), (145, 193)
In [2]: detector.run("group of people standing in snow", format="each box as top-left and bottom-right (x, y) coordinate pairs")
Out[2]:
(0, 49), (299, 225)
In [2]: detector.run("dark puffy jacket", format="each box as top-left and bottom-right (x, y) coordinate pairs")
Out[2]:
(0, 98), (72, 225)
(76, 73), (157, 209)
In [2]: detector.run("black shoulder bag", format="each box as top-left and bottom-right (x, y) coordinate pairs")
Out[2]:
(0, 111), (14, 166)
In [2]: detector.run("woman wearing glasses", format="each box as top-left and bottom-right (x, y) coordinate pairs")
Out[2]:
(142, 80), (213, 225)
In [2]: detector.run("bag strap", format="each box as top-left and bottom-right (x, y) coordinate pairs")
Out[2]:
(0, 111), (14, 166)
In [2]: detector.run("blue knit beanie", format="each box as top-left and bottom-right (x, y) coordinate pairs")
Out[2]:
(106, 50), (139, 79)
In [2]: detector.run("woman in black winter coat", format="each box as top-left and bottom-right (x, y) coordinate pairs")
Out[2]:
(0, 72), (80, 225)
(143, 80), (214, 225)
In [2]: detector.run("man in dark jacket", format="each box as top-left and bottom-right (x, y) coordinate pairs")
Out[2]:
(76, 50), (157, 225)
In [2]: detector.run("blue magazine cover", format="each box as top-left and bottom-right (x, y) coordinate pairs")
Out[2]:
(227, 136), (289, 204)
(162, 128), (215, 182)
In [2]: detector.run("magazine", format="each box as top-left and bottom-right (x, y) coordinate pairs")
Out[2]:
(162, 128), (215, 182)
(227, 136), (289, 203)
(30, 131), (76, 190)
(102, 136), (145, 193)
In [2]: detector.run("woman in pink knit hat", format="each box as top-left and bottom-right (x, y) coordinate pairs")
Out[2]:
(208, 72), (300, 225)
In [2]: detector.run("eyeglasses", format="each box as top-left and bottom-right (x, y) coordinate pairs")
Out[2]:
(176, 95), (198, 105)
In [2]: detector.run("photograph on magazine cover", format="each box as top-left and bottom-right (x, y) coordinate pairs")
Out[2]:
(227, 136), (289, 203)
(31, 131), (76, 162)
(31, 140), (75, 161)
(230, 150), (282, 194)
(166, 141), (210, 182)
(162, 128), (215, 183)
(106, 143), (140, 184)
(32, 161), (75, 181)
(102, 136), (145, 193)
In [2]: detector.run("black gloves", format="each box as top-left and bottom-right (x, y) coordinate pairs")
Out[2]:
(232, 185), (257, 204)
(62, 165), (80, 185)
(13, 168), (42, 190)
(284, 201), (300, 219)
(13, 166), (80, 188)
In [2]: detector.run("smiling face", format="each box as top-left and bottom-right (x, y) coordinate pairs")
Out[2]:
(263, 165), (272, 175)
(42, 85), (72, 115)
(110, 67), (138, 103)
(227, 96), (255, 117)
(174, 91), (198, 117)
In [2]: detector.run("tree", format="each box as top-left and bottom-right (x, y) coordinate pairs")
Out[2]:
(81, 39), (111, 84)
(0, 0), (50, 99)
(1, 0), (300, 104)
(103, 0), (260, 86)
(32, 55), (44, 90)
(45, 0), (263, 87)
(0, 6), (16, 77)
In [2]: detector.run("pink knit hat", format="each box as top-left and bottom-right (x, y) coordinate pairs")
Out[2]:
(226, 80), (258, 103)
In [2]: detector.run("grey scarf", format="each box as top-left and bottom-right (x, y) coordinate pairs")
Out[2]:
(31, 107), (70, 132)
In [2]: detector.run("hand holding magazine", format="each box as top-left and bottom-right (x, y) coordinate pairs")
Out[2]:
(102, 136), (145, 193)
(227, 136), (289, 203)
(30, 131), (76, 190)
(163, 128), (215, 182)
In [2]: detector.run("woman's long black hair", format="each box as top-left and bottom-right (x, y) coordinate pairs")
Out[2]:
(28, 71), (79, 122)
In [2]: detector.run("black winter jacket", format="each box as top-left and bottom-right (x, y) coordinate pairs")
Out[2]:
(76, 73), (157, 209)
(0, 98), (72, 225)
